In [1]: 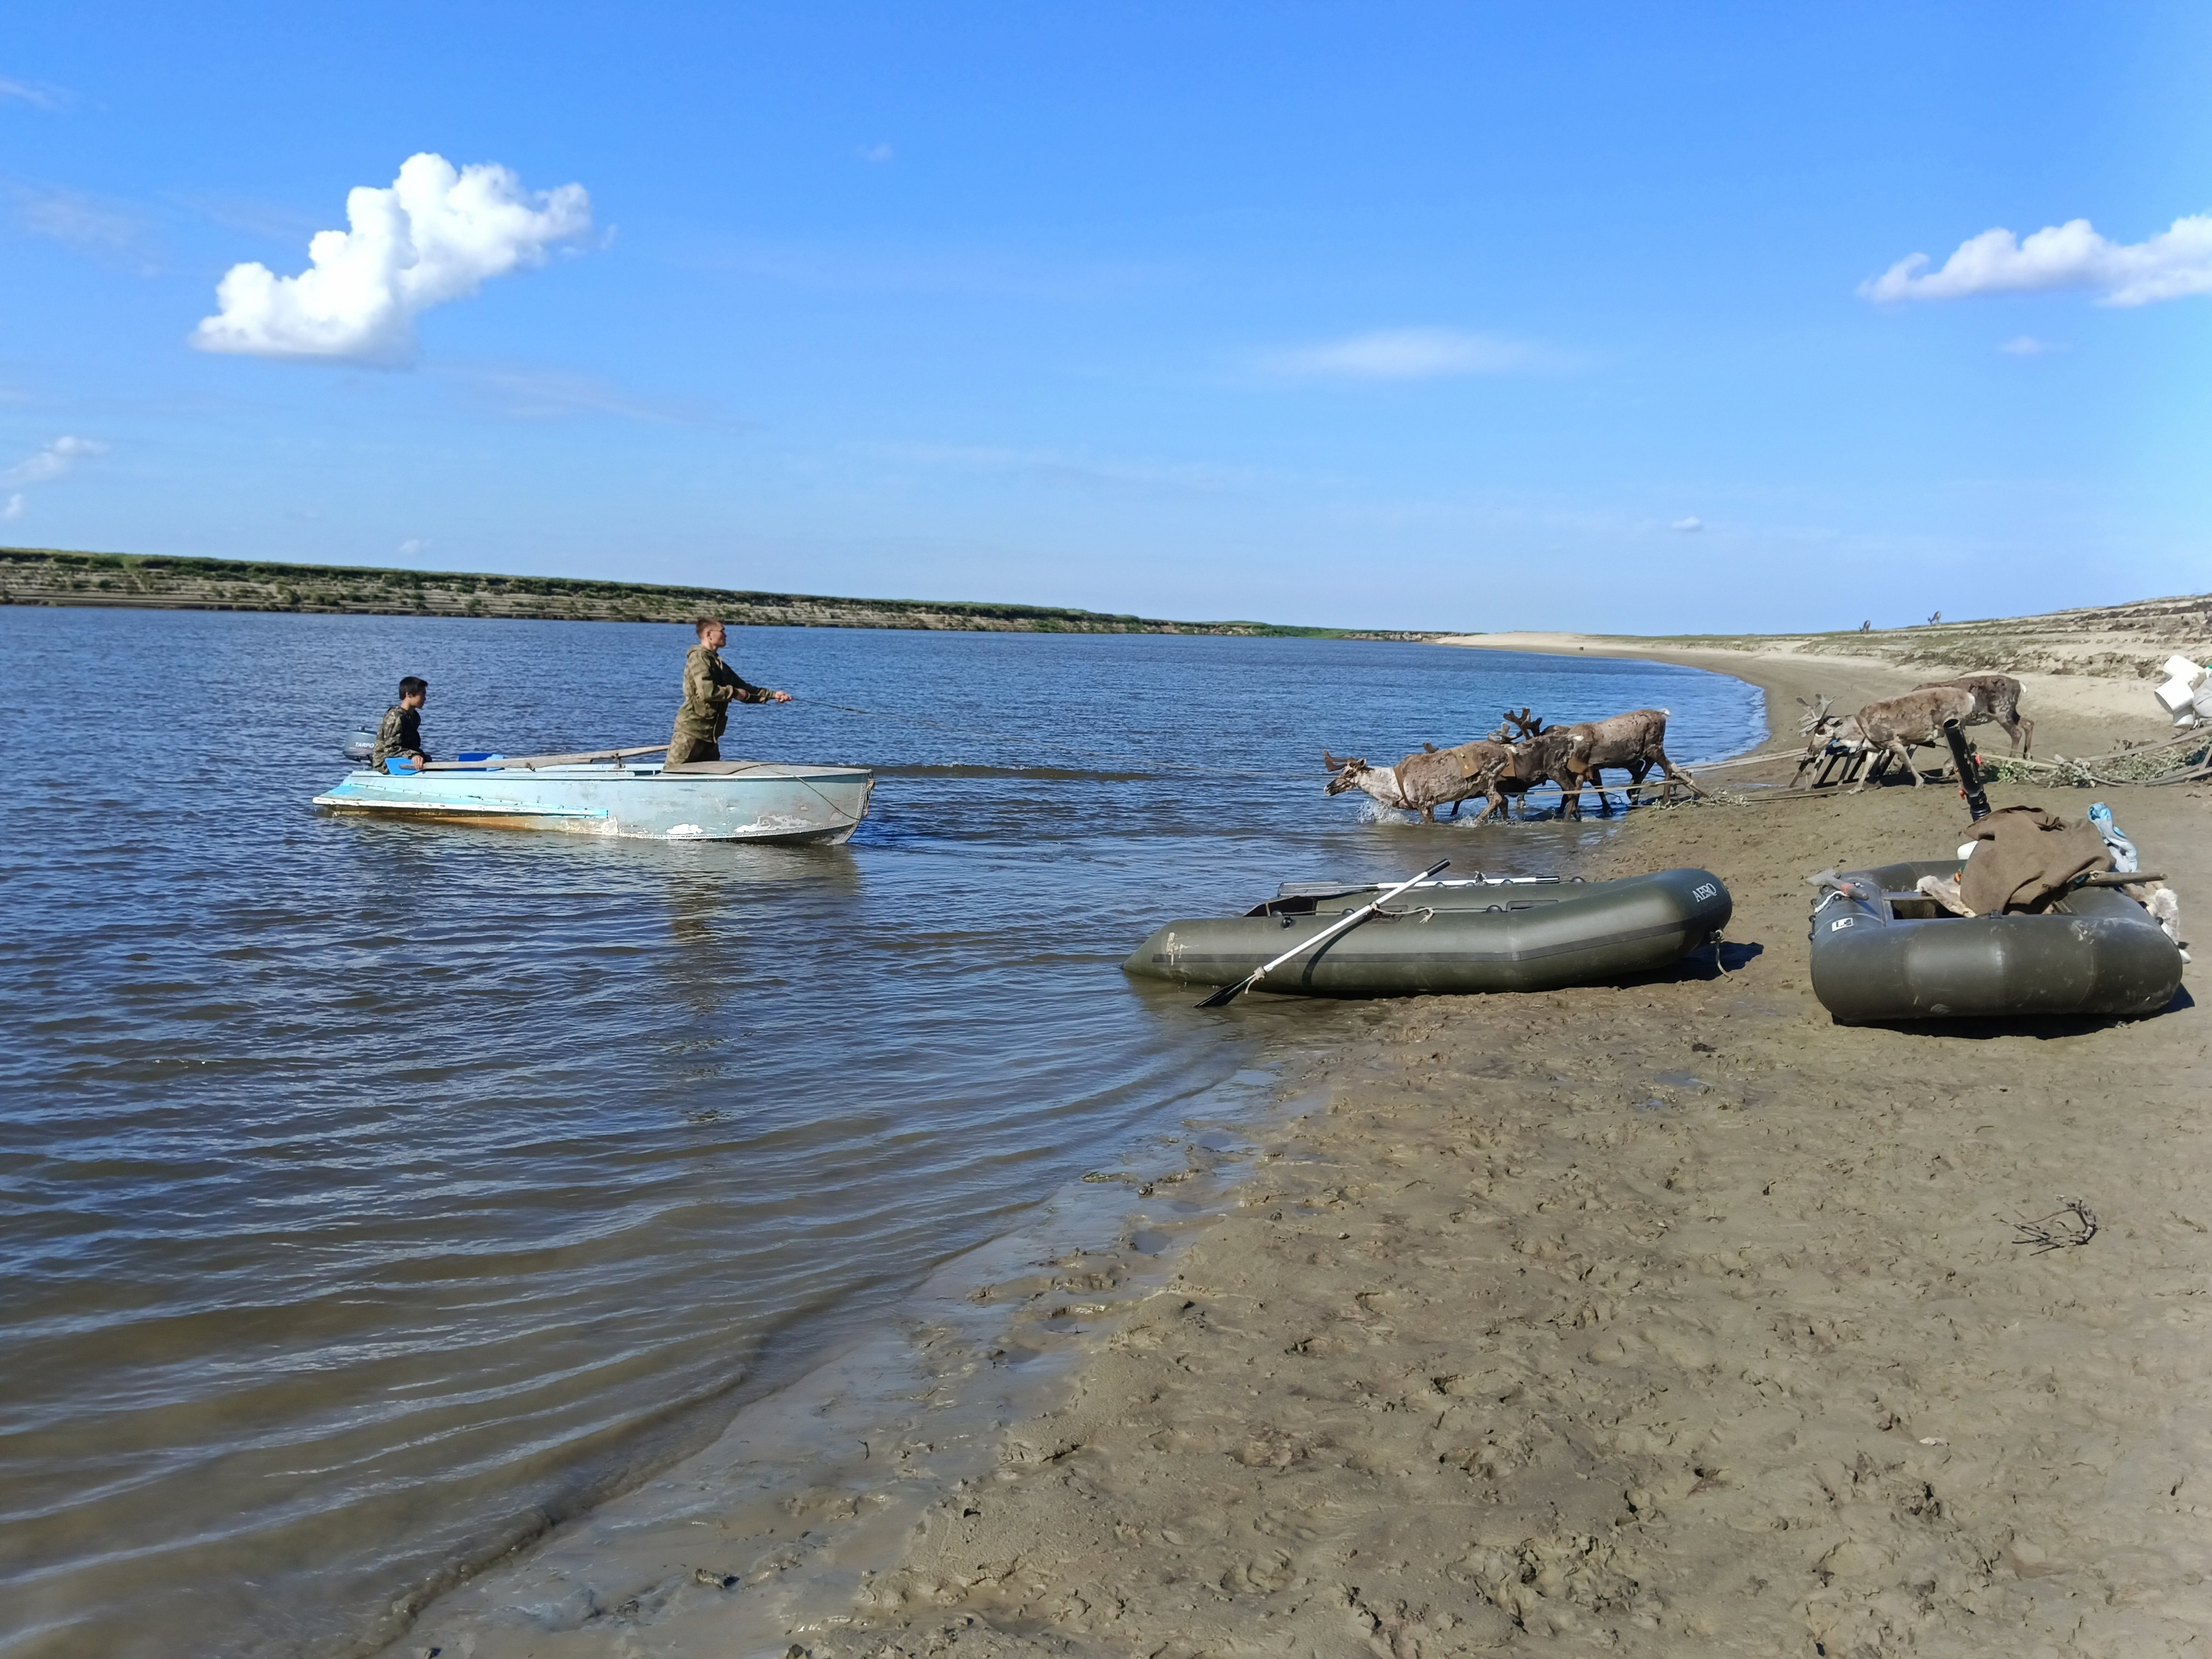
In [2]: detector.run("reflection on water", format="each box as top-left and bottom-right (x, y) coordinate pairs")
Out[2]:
(0, 608), (1760, 1658)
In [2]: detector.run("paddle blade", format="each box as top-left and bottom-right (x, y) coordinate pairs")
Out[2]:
(1196, 978), (1251, 1009)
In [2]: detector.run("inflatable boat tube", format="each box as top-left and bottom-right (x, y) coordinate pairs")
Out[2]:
(1124, 868), (1731, 998)
(1810, 859), (2183, 1023)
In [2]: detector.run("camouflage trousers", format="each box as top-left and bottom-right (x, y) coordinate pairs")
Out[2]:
(666, 729), (720, 766)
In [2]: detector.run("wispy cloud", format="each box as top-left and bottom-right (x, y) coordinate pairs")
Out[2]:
(194, 153), (592, 365)
(438, 362), (740, 426)
(1999, 335), (2055, 356)
(173, 190), (325, 245)
(1861, 213), (2212, 308)
(8, 182), (150, 257)
(0, 76), (71, 112)
(872, 440), (1282, 498)
(695, 239), (1166, 302)
(3, 434), (104, 487)
(1260, 327), (1553, 381)
(1670, 516), (1703, 532)
(859, 143), (894, 163)
(0, 435), (105, 518)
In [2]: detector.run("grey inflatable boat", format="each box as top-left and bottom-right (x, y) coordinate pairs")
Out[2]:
(1124, 868), (1732, 998)
(1810, 860), (2183, 1023)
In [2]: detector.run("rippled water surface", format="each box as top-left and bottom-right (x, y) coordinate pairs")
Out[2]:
(0, 608), (1761, 1657)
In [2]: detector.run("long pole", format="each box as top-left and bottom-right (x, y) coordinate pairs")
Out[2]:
(1198, 860), (1449, 1008)
(417, 744), (669, 772)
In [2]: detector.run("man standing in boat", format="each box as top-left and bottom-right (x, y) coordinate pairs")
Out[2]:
(667, 618), (791, 766)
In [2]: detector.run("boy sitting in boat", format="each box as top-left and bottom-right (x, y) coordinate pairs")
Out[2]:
(371, 676), (432, 771)
(668, 620), (790, 766)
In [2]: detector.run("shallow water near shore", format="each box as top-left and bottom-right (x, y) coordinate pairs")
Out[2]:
(0, 607), (1759, 1658)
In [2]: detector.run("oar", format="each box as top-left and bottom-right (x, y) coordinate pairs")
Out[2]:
(1198, 860), (1449, 1009)
(417, 744), (669, 771)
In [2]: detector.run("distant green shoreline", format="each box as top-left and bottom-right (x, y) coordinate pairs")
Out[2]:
(0, 546), (1431, 641)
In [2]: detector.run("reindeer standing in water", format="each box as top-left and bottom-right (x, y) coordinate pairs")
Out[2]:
(1323, 738), (1519, 823)
(1501, 707), (1701, 817)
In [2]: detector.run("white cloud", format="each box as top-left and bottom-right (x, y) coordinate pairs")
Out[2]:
(2, 434), (105, 486)
(3, 494), (21, 520)
(193, 153), (591, 365)
(398, 538), (429, 557)
(859, 143), (894, 163)
(1861, 213), (2212, 308)
(1262, 328), (1545, 380)
(1670, 517), (1703, 532)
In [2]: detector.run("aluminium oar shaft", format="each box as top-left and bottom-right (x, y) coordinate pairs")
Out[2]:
(418, 744), (669, 771)
(1198, 859), (1449, 1008)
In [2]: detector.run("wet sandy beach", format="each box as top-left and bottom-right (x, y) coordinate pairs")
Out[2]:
(392, 646), (2212, 1658)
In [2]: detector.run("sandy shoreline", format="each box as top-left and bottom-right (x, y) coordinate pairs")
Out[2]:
(392, 645), (2212, 1657)
(1437, 631), (2161, 757)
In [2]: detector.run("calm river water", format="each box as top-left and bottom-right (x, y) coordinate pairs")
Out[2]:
(0, 607), (1760, 1657)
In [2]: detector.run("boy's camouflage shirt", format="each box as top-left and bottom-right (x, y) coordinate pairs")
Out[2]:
(371, 704), (426, 765)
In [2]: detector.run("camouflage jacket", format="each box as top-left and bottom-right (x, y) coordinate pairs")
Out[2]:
(673, 646), (769, 738)
(371, 704), (427, 765)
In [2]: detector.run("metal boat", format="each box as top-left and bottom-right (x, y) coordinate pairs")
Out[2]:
(313, 752), (873, 844)
(1125, 868), (1733, 997)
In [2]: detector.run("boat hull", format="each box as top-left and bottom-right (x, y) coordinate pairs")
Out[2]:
(313, 763), (874, 844)
(1810, 859), (2183, 1023)
(1125, 868), (1733, 997)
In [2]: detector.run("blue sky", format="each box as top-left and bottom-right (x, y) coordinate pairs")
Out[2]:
(1, 2), (2205, 631)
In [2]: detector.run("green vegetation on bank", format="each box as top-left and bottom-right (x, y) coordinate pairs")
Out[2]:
(0, 546), (1426, 640)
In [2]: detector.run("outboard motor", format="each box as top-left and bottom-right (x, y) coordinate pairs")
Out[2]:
(1941, 718), (1991, 822)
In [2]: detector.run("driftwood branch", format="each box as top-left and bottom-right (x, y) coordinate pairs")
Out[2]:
(2001, 1195), (2099, 1255)
(1979, 731), (2212, 788)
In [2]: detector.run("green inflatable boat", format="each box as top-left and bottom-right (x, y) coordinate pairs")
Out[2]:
(1809, 860), (2184, 1023)
(1124, 868), (1733, 998)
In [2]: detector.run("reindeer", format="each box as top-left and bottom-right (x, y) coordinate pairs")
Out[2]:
(1555, 707), (1703, 815)
(1499, 706), (1699, 817)
(1493, 708), (1579, 820)
(1917, 673), (2032, 756)
(1793, 695), (1857, 788)
(1323, 740), (1519, 823)
(1799, 685), (1978, 792)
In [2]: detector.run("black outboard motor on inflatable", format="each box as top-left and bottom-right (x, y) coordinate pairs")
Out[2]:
(1942, 718), (1991, 822)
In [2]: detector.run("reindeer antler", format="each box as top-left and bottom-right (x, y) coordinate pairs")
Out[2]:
(1322, 749), (1356, 772)
(1796, 694), (1836, 736)
(1501, 707), (1547, 738)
